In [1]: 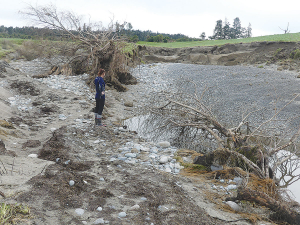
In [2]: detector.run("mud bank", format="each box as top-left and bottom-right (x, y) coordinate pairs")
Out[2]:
(138, 42), (300, 73)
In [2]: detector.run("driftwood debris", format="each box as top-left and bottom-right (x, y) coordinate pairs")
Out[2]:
(227, 187), (300, 224)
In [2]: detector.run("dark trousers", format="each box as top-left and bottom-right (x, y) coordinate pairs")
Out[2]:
(95, 98), (105, 116)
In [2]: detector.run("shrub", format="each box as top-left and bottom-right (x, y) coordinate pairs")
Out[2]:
(17, 40), (77, 61)
(0, 39), (14, 50)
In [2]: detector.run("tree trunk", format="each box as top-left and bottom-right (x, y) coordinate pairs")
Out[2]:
(228, 187), (300, 224)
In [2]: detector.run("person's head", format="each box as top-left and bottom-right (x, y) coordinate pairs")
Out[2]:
(98, 68), (106, 77)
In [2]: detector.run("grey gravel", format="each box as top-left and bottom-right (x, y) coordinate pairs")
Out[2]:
(131, 63), (300, 135)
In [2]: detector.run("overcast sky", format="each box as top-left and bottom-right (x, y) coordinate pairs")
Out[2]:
(1, 0), (300, 38)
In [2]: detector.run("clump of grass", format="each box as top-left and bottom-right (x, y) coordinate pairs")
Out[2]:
(174, 149), (207, 172)
(274, 48), (282, 57)
(0, 203), (31, 224)
(0, 120), (15, 129)
(290, 49), (300, 59)
(0, 39), (15, 50)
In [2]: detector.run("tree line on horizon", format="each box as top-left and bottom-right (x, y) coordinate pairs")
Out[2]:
(0, 17), (251, 43)
(0, 24), (194, 42)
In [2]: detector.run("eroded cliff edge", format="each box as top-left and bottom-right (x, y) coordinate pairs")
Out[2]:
(137, 41), (300, 73)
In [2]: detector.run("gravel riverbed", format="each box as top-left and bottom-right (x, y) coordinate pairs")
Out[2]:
(131, 63), (300, 131)
(1, 60), (300, 224)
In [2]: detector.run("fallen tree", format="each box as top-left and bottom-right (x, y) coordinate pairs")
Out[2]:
(20, 3), (137, 91)
(142, 78), (300, 224)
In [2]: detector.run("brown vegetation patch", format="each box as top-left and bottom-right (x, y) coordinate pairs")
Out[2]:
(39, 104), (59, 115)
(18, 164), (96, 209)
(0, 139), (6, 154)
(66, 161), (93, 171)
(10, 80), (40, 96)
(92, 189), (114, 198)
(0, 120), (15, 129)
(38, 127), (70, 162)
(22, 140), (41, 148)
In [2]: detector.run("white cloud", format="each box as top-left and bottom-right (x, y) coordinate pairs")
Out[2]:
(1, 0), (300, 38)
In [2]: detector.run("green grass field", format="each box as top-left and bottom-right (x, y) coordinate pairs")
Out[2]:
(137, 33), (300, 48)
(0, 38), (26, 58)
(1, 33), (300, 59)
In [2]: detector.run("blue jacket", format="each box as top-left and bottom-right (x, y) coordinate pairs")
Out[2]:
(94, 76), (105, 99)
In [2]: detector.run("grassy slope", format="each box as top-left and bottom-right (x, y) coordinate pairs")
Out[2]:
(137, 33), (300, 48)
(0, 38), (26, 58)
(1, 33), (300, 59)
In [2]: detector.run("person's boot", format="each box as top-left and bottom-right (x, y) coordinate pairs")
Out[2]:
(97, 117), (106, 127)
(94, 113), (98, 126)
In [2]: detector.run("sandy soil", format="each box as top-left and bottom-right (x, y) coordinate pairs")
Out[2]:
(0, 60), (275, 225)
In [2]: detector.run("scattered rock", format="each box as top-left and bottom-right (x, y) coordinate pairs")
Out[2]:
(28, 154), (38, 158)
(157, 141), (171, 148)
(159, 156), (169, 164)
(225, 201), (241, 212)
(118, 212), (126, 218)
(93, 218), (105, 224)
(69, 180), (75, 186)
(75, 208), (85, 216)
(124, 101), (134, 107)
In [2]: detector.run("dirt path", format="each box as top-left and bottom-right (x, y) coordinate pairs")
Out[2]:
(0, 60), (275, 225)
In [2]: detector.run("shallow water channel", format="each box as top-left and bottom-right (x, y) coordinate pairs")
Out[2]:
(128, 63), (300, 203)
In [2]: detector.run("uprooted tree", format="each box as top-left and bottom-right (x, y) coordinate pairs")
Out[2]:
(20, 4), (137, 91)
(142, 78), (300, 223)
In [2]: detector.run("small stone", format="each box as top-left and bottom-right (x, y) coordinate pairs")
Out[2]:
(97, 207), (103, 211)
(130, 204), (140, 210)
(226, 184), (237, 191)
(59, 114), (67, 120)
(133, 144), (141, 151)
(69, 180), (75, 186)
(140, 197), (147, 201)
(226, 201), (241, 211)
(50, 127), (57, 132)
(94, 140), (100, 144)
(118, 212), (126, 217)
(150, 147), (158, 153)
(93, 218), (105, 224)
(233, 177), (243, 185)
(165, 167), (172, 173)
(124, 101), (133, 107)
(140, 146), (150, 152)
(75, 208), (85, 216)
(159, 156), (169, 164)
(28, 154), (38, 158)
(118, 157), (127, 161)
(131, 148), (139, 153)
(118, 127), (126, 132)
(64, 160), (70, 165)
(109, 157), (117, 162)
(157, 141), (171, 148)
(211, 165), (223, 171)
(99, 177), (105, 181)
(125, 153), (137, 158)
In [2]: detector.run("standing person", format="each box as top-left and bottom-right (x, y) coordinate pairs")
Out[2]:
(94, 68), (106, 126)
